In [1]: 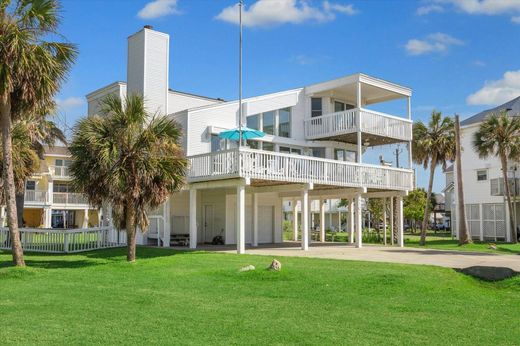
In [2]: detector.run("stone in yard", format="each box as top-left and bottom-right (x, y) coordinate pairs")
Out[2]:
(488, 243), (497, 250)
(460, 266), (517, 281)
(239, 265), (255, 272)
(268, 259), (282, 271)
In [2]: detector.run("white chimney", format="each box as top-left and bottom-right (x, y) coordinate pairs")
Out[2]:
(127, 25), (169, 116)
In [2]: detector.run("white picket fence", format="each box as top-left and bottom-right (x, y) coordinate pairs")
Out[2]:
(0, 227), (126, 254)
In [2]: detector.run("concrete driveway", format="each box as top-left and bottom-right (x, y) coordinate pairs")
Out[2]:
(195, 242), (520, 271)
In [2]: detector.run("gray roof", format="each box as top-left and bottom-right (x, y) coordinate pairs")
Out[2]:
(460, 96), (520, 126)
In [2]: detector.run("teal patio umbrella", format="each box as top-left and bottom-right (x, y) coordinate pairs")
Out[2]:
(219, 127), (265, 141)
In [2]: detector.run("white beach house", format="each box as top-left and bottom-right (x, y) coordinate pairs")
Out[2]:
(444, 96), (520, 242)
(87, 26), (414, 253)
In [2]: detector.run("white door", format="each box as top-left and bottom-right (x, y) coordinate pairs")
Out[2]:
(258, 206), (274, 243)
(203, 205), (214, 243)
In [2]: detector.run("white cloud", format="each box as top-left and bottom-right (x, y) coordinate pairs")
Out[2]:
(467, 70), (520, 105)
(56, 97), (85, 110)
(215, 0), (357, 28)
(416, 4), (444, 15)
(472, 60), (486, 67)
(138, 0), (180, 19)
(418, 0), (520, 22)
(512, 15), (520, 23)
(405, 32), (464, 55)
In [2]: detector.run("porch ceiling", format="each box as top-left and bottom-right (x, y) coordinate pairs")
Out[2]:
(313, 132), (407, 146)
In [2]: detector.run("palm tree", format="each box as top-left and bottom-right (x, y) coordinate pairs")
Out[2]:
(69, 94), (187, 262)
(473, 111), (520, 244)
(413, 111), (455, 246)
(0, 0), (77, 266)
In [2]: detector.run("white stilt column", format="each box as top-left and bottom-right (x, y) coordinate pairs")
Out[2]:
(236, 185), (246, 254)
(252, 193), (259, 247)
(349, 198), (354, 244)
(189, 188), (197, 249)
(390, 197), (394, 246)
(355, 193), (363, 248)
(302, 188), (309, 250)
(397, 195), (404, 247)
(356, 81), (362, 163)
(338, 211), (341, 231)
(163, 199), (171, 247)
(82, 208), (89, 228)
(43, 207), (52, 228)
(320, 199), (325, 242)
(292, 199), (298, 241)
(383, 198), (387, 245)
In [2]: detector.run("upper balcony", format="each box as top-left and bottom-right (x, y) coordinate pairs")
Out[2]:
(50, 165), (71, 179)
(304, 108), (412, 145)
(188, 148), (413, 192)
(303, 73), (412, 145)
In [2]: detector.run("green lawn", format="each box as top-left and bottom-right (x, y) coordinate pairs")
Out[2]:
(1, 248), (520, 345)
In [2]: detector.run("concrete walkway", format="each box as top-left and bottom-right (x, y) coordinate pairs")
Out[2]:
(198, 243), (520, 271)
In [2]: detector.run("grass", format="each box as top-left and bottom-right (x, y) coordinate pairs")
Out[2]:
(1, 248), (520, 345)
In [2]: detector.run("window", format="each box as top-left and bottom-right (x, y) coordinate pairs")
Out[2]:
(262, 111), (275, 135)
(211, 134), (225, 152)
(53, 183), (72, 193)
(55, 159), (72, 167)
(247, 114), (260, 130)
(26, 181), (36, 191)
(335, 149), (356, 162)
(279, 146), (301, 155)
(278, 108), (291, 138)
(248, 140), (259, 149)
(477, 170), (488, 181)
(263, 142), (275, 151)
(312, 148), (326, 158)
(334, 101), (354, 112)
(311, 98), (322, 118)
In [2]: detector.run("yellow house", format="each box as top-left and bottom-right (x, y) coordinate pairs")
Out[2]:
(19, 146), (100, 229)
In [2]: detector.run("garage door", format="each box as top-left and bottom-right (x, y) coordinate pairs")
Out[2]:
(258, 206), (274, 243)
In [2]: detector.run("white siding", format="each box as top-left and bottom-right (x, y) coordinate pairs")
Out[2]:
(127, 28), (169, 116)
(167, 92), (221, 114)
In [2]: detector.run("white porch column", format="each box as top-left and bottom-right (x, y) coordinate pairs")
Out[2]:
(236, 184), (246, 254)
(43, 208), (52, 228)
(163, 199), (171, 248)
(355, 193), (362, 248)
(302, 187), (309, 250)
(189, 188), (197, 249)
(292, 199), (298, 241)
(252, 192), (259, 247)
(47, 180), (54, 204)
(390, 197), (394, 245)
(0, 206), (6, 227)
(349, 198), (354, 244)
(82, 208), (89, 228)
(383, 198), (387, 245)
(397, 196), (404, 247)
(356, 81), (362, 163)
(338, 211), (341, 231)
(320, 199), (325, 242)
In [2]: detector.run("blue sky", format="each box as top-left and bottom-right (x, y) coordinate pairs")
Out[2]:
(55, 0), (520, 192)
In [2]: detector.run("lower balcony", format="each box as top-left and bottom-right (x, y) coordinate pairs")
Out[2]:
(53, 192), (89, 206)
(304, 108), (412, 145)
(24, 190), (48, 205)
(188, 148), (413, 191)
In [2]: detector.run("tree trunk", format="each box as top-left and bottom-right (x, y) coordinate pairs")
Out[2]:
(16, 190), (24, 227)
(500, 154), (517, 244)
(0, 99), (25, 266)
(420, 155), (436, 246)
(455, 115), (471, 245)
(126, 204), (137, 262)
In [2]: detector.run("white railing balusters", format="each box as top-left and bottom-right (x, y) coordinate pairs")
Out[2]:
(188, 148), (413, 191)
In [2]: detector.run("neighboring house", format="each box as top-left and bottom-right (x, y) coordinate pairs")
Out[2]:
(1, 146), (100, 229)
(445, 96), (520, 242)
(87, 26), (414, 252)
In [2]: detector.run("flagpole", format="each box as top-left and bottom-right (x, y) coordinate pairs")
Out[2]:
(238, 0), (243, 147)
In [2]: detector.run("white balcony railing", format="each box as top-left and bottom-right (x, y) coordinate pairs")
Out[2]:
(304, 108), (412, 142)
(53, 192), (88, 205)
(24, 190), (48, 203)
(188, 148), (413, 191)
(50, 165), (71, 178)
